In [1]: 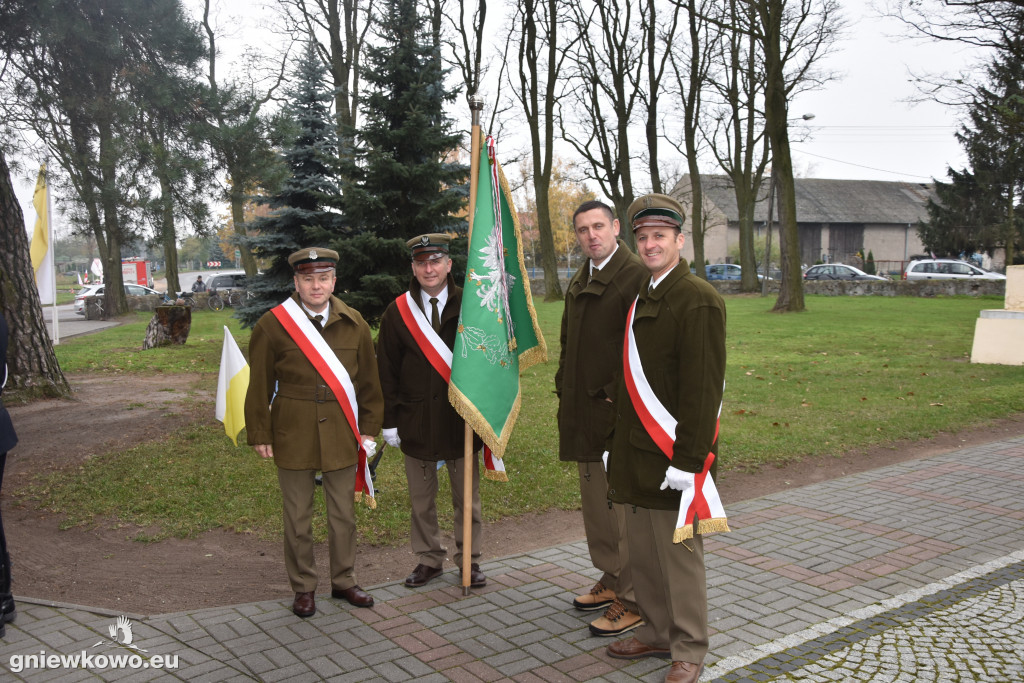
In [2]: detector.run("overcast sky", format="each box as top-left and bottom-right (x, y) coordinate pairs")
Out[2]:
(16, 1), (984, 236)
(787, 6), (976, 183)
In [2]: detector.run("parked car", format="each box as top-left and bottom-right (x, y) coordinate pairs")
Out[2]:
(803, 264), (887, 281)
(206, 272), (247, 292)
(903, 259), (1006, 281)
(704, 264), (767, 281)
(74, 283), (160, 315)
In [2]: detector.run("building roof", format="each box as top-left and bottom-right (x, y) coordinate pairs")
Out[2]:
(681, 175), (935, 225)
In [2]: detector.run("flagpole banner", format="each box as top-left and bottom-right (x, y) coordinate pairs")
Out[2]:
(449, 135), (547, 460)
(30, 164), (55, 305)
(216, 326), (250, 446)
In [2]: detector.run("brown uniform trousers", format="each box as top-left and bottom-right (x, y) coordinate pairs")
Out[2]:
(557, 242), (647, 607)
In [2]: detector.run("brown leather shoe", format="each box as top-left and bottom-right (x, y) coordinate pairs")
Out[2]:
(588, 599), (644, 637)
(573, 581), (615, 611)
(460, 562), (486, 588)
(606, 636), (670, 660)
(292, 591), (316, 618)
(664, 661), (703, 683)
(331, 585), (374, 608)
(405, 563), (443, 587)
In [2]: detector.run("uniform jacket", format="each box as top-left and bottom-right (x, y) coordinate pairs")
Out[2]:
(245, 292), (383, 472)
(607, 262), (726, 510)
(555, 240), (648, 462)
(0, 312), (17, 455)
(376, 274), (479, 461)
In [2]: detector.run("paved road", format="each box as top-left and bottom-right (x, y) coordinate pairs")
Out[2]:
(42, 304), (120, 343)
(2, 435), (1022, 680)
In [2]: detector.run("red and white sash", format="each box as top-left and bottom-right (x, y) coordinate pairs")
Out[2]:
(396, 292), (452, 381)
(393, 292), (507, 482)
(623, 297), (729, 541)
(272, 298), (376, 508)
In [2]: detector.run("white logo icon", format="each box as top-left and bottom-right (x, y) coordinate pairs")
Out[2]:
(92, 616), (148, 653)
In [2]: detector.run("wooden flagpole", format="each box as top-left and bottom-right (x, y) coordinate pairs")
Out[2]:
(462, 95), (484, 595)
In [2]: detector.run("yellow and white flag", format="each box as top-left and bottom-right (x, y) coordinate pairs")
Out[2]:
(30, 164), (55, 305)
(216, 326), (249, 445)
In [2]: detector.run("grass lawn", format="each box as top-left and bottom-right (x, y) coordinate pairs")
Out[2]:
(22, 293), (1024, 545)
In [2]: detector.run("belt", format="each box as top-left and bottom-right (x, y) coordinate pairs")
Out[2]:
(276, 382), (336, 403)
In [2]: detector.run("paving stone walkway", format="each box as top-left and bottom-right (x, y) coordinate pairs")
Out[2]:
(3, 436), (1023, 681)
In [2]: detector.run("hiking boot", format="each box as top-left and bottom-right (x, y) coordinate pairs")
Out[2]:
(589, 599), (643, 637)
(572, 581), (615, 611)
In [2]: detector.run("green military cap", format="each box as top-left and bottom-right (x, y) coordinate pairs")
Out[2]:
(407, 233), (451, 262)
(288, 247), (339, 274)
(628, 193), (686, 231)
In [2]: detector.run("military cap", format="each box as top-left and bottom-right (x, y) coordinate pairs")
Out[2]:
(628, 193), (686, 231)
(288, 247), (339, 274)
(407, 233), (451, 262)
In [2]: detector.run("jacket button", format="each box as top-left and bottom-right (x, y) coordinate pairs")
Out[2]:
(319, 417), (327, 423)
(609, 489), (615, 495)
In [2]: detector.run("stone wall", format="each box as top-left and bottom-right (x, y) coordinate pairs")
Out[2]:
(528, 277), (1006, 299)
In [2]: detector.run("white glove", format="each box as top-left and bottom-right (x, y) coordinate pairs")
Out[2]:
(382, 427), (401, 448)
(601, 451), (609, 472)
(660, 466), (695, 493)
(362, 438), (377, 459)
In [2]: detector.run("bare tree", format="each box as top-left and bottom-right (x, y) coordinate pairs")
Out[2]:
(561, 0), (648, 249)
(666, 0), (721, 276)
(506, 0), (577, 300)
(640, 0), (683, 195)
(202, 0), (289, 278)
(885, 0), (1021, 107)
(701, 0), (770, 291)
(0, 151), (69, 399)
(279, 0), (373, 148)
(743, 0), (842, 312)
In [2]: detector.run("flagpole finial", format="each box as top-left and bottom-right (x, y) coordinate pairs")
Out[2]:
(469, 95), (484, 127)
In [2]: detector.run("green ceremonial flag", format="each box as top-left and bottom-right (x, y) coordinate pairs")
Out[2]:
(449, 136), (547, 460)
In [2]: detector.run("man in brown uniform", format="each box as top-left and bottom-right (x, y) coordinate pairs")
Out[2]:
(556, 200), (648, 637)
(605, 195), (727, 683)
(376, 234), (486, 589)
(245, 247), (384, 618)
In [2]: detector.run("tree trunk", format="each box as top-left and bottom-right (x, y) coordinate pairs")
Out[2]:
(533, 181), (564, 302)
(230, 187), (259, 278)
(736, 183), (760, 290)
(98, 117), (128, 319)
(0, 150), (70, 399)
(142, 306), (191, 349)
(760, 0), (805, 313)
(157, 164), (181, 294)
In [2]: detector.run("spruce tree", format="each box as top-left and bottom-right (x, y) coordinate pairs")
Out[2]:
(237, 42), (348, 327)
(922, 14), (1024, 264)
(326, 0), (468, 324)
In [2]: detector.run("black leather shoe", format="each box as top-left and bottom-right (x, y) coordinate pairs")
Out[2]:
(460, 562), (486, 588)
(292, 591), (316, 618)
(0, 596), (15, 626)
(405, 563), (443, 587)
(332, 585), (374, 608)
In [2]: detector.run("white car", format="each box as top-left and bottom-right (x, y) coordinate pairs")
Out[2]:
(904, 259), (1006, 281)
(74, 283), (160, 315)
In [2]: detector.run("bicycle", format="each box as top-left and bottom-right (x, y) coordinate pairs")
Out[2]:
(207, 289), (225, 312)
(159, 291), (197, 309)
(227, 289), (251, 307)
(210, 288), (251, 310)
